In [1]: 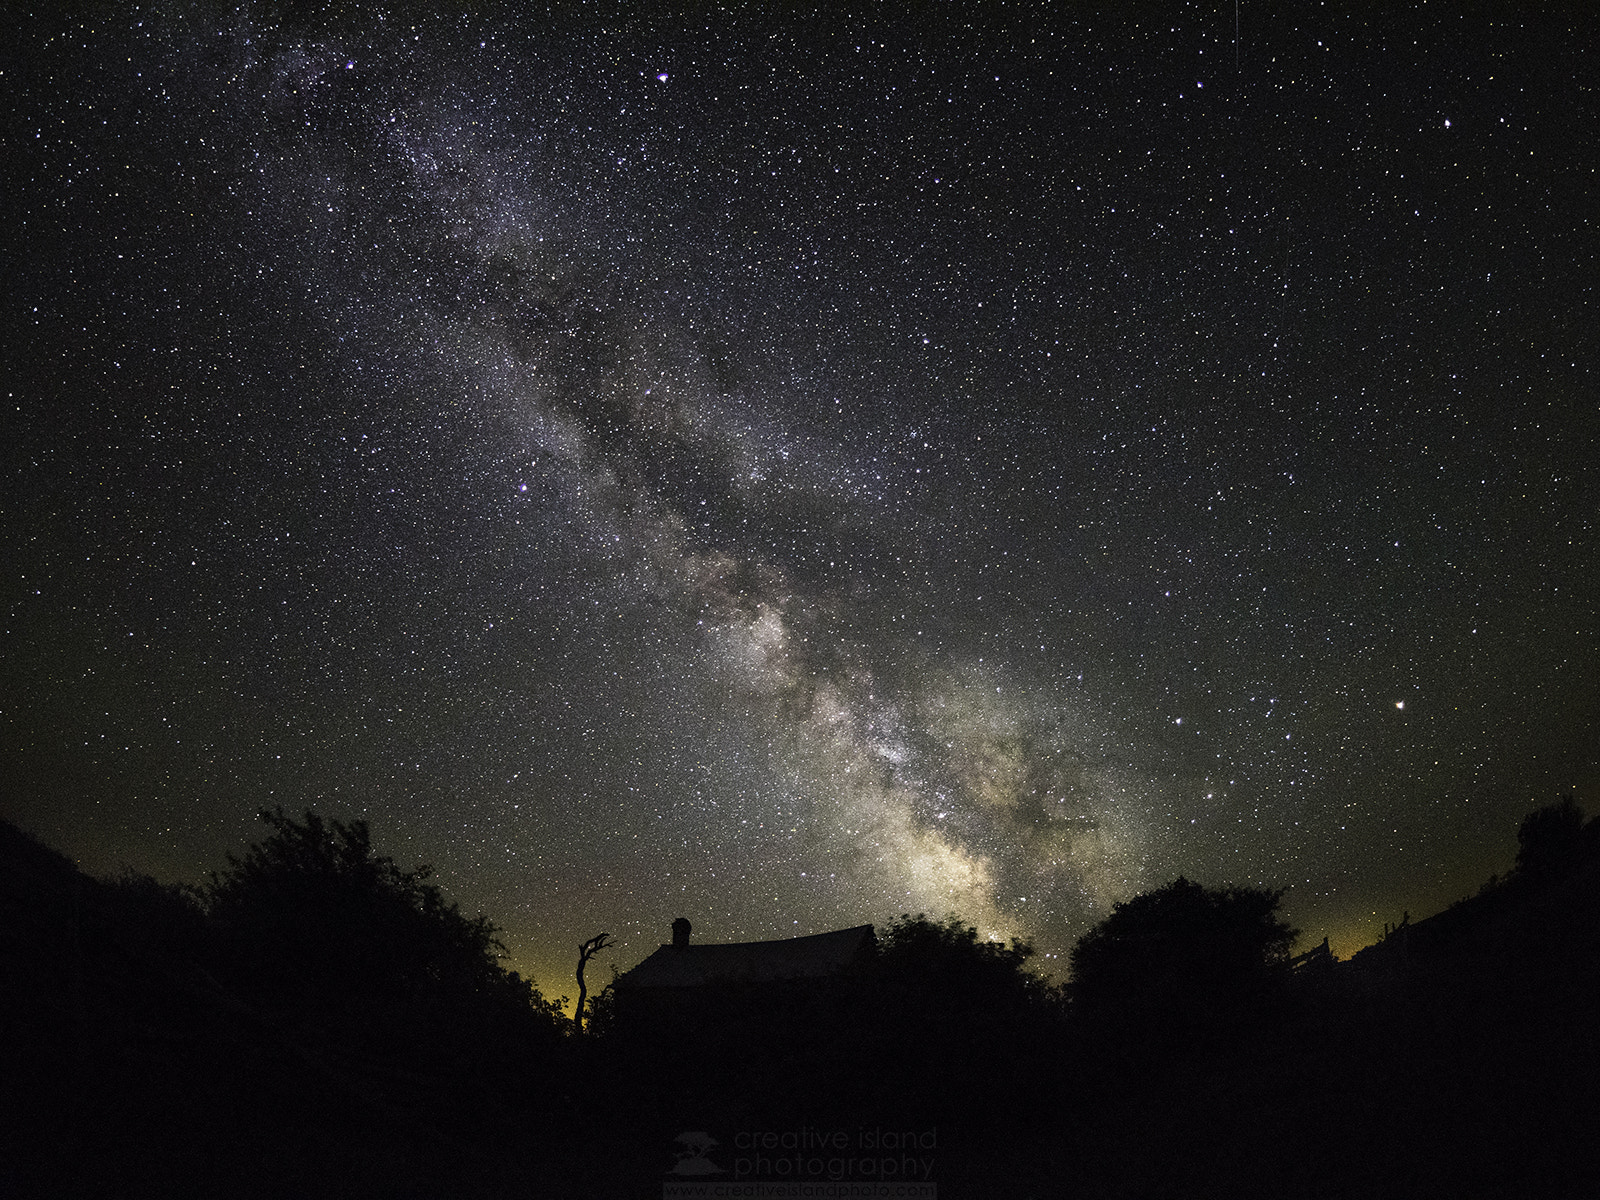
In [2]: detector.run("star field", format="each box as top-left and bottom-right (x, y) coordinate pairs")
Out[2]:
(3, 2), (1596, 997)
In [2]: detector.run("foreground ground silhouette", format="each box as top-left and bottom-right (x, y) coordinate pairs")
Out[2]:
(2, 799), (1596, 1198)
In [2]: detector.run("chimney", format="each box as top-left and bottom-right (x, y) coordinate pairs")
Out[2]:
(671, 917), (691, 950)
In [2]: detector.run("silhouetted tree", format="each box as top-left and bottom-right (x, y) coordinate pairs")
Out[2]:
(851, 913), (1058, 1112)
(574, 931), (612, 1033)
(203, 808), (564, 1063)
(1515, 794), (1587, 879)
(1070, 877), (1297, 1043)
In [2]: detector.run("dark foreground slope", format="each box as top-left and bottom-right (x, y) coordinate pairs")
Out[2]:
(3, 810), (1597, 1199)
(0, 815), (568, 1200)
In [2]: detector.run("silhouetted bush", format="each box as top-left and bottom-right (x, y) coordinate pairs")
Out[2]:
(867, 912), (1051, 1024)
(1515, 794), (1589, 879)
(203, 808), (565, 1072)
(1069, 877), (1297, 1047)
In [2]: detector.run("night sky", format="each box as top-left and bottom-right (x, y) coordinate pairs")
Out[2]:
(4, 2), (1596, 1001)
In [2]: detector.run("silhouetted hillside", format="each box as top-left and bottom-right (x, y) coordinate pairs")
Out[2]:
(1051, 804), (1600, 1200)
(1349, 796), (1600, 981)
(3, 801), (1597, 1198)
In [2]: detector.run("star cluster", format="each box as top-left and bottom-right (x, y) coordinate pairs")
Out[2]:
(3, 3), (1595, 994)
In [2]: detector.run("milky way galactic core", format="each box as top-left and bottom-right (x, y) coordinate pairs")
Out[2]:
(4, 4), (1595, 995)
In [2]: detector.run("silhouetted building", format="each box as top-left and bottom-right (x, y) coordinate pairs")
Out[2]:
(613, 919), (875, 1018)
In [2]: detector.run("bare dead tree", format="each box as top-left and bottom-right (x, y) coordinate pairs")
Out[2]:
(574, 932), (613, 1034)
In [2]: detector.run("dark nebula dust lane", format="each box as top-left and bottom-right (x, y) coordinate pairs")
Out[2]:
(3, 3), (1596, 995)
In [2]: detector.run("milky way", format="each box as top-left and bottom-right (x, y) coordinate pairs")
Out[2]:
(4, 4), (1595, 997)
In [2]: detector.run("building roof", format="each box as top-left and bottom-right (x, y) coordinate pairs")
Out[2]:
(615, 924), (876, 990)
